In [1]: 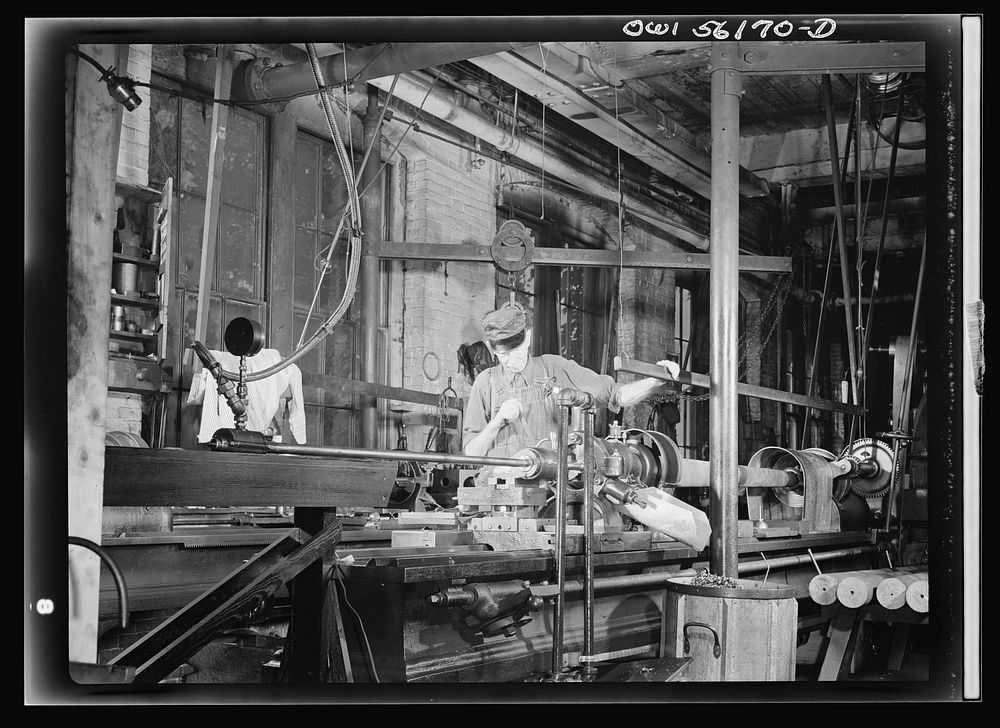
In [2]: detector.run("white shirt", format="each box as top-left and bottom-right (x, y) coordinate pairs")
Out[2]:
(188, 348), (307, 444)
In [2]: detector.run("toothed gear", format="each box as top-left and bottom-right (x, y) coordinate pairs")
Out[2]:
(840, 438), (898, 498)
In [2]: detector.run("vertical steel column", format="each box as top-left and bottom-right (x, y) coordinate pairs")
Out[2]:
(360, 85), (382, 449)
(550, 403), (570, 676)
(582, 407), (597, 678)
(708, 43), (741, 577)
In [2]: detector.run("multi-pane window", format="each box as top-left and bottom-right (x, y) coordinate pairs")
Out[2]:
(148, 77), (268, 392)
(293, 131), (366, 446)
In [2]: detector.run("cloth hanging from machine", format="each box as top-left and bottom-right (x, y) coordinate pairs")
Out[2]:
(188, 348), (307, 444)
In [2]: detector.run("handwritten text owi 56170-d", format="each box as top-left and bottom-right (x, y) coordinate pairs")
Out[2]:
(622, 18), (837, 40)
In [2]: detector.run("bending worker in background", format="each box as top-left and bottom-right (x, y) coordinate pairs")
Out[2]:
(463, 305), (680, 478)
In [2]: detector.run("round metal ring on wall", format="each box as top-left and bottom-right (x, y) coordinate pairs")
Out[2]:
(422, 351), (440, 382)
(491, 220), (535, 272)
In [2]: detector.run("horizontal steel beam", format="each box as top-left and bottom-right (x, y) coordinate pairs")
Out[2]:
(371, 241), (792, 273)
(616, 357), (864, 416)
(739, 42), (925, 75)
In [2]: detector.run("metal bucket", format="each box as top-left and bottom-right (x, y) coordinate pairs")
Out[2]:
(113, 261), (139, 294)
(663, 576), (798, 681)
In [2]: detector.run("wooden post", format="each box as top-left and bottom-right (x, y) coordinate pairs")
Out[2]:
(66, 43), (129, 664)
(193, 44), (234, 347)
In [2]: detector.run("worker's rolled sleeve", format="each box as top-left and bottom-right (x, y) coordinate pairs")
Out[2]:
(542, 355), (622, 414)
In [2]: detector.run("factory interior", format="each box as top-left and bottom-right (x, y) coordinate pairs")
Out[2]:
(26, 16), (981, 702)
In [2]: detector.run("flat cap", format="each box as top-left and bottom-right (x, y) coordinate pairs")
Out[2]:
(482, 307), (526, 351)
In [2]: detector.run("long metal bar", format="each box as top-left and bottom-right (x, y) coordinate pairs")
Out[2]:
(738, 42), (925, 75)
(551, 403), (571, 676)
(582, 407), (597, 678)
(822, 74), (861, 419)
(896, 239), (927, 432)
(370, 241), (791, 273)
(709, 42), (741, 578)
(616, 357), (863, 416)
(557, 547), (877, 595)
(360, 85), (381, 449)
(854, 76), (865, 416)
(861, 90), (907, 374)
(210, 439), (529, 469)
(801, 96), (858, 448)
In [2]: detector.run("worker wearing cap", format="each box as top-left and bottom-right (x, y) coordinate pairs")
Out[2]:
(463, 305), (680, 478)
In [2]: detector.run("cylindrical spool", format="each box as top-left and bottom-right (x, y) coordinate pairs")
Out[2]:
(113, 261), (139, 294)
(836, 574), (878, 607)
(808, 574), (842, 605)
(876, 569), (928, 610)
(748, 447), (834, 508)
(905, 578), (929, 613)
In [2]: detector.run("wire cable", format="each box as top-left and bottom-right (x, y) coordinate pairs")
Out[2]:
(333, 559), (380, 682)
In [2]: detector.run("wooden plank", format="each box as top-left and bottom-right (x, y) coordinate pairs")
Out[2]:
(102, 447), (395, 507)
(156, 177), (173, 367)
(372, 241), (791, 273)
(113, 521), (341, 683)
(616, 356), (865, 416)
(67, 42), (129, 664)
(302, 371), (463, 411)
(818, 607), (859, 681)
(193, 44), (234, 345)
(267, 112), (297, 360)
(887, 623), (912, 672)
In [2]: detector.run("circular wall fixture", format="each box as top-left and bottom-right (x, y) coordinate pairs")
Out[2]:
(422, 351), (441, 381)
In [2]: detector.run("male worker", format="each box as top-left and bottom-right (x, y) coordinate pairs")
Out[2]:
(463, 305), (680, 474)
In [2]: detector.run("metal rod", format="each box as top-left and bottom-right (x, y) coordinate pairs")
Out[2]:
(862, 93), (907, 398)
(360, 85), (382, 449)
(854, 75), (865, 384)
(802, 82), (858, 449)
(212, 439), (530, 468)
(551, 403), (571, 676)
(821, 75), (862, 423)
(582, 407), (597, 678)
(557, 547), (877, 595)
(896, 238), (927, 432)
(616, 358), (863, 416)
(708, 42), (741, 578)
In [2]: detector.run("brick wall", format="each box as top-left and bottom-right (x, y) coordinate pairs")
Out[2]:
(116, 45), (151, 188)
(614, 226), (677, 430)
(396, 137), (499, 446)
(105, 392), (145, 438)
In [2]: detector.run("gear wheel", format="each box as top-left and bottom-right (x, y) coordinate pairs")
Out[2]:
(840, 438), (899, 498)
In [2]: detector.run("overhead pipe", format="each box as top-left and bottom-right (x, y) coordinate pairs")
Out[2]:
(359, 86), (382, 449)
(367, 72), (710, 249)
(233, 43), (534, 102)
(708, 43), (742, 578)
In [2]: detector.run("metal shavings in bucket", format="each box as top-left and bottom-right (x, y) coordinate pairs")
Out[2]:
(691, 569), (742, 589)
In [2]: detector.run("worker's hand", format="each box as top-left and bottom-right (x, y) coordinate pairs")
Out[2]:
(496, 398), (523, 423)
(657, 359), (681, 380)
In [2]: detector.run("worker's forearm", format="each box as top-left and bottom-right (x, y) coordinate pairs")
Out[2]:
(617, 377), (665, 407)
(463, 417), (506, 457)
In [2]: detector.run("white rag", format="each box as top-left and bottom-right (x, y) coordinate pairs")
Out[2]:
(188, 348), (307, 444)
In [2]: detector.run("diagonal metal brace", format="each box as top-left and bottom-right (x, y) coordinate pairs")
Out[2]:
(108, 521), (342, 684)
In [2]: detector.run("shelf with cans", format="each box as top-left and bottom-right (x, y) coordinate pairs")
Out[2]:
(108, 178), (172, 397)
